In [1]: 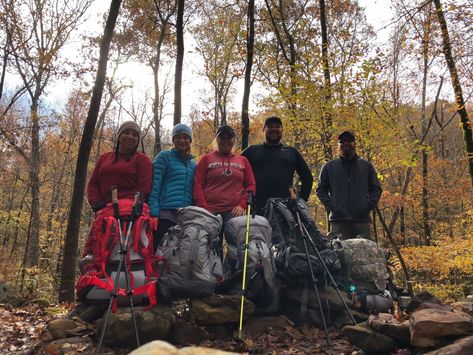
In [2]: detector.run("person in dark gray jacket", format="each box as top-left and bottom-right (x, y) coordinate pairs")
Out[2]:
(316, 131), (382, 239)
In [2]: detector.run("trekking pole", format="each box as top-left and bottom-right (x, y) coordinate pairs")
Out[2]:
(289, 188), (330, 346)
(300, 221), (356, 325)
(238, 190), (254, 340)
(97, 188), (141, 353)
(120, 192), (143, 346)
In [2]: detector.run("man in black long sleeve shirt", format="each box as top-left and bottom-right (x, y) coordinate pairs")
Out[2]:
(242, 116), (313, 214)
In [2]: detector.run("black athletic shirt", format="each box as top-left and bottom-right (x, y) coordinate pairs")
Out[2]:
(241, 143), (313, 213)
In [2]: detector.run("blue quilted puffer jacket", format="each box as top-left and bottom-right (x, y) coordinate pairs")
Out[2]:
(148, 149), (196, 217)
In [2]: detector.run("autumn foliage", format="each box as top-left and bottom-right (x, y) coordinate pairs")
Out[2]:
(0, 0), (472, 303)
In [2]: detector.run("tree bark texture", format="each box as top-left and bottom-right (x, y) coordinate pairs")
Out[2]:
(433, 0), (473, 189)
(173, 0), (184, 126)
(59, 0), (122, 303)
(319, 0), (333, 160)
(241, 0), (255, 150)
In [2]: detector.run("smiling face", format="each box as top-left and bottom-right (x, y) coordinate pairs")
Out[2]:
(172, 133), (191, 154)
(338, 138), (356, 159)
(217, 133), (235, 155)
(264, 122), (283, 145)
(118, 128), (140, 154)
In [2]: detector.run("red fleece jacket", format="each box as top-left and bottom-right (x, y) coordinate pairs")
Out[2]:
(87, 151), (152, 207)
(193, 151), (256, 213)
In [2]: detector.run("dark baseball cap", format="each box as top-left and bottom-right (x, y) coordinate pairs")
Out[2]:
(338, 130), (355, 142)
(264, 116), (283, 128)
(216, 125), (235, 137)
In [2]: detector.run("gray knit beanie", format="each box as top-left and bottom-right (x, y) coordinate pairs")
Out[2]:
(171, 123), (192, 142)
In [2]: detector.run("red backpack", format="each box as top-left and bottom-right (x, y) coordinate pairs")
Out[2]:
(76, 199), (162, 311)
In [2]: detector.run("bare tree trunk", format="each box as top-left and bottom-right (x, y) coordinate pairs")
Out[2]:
(319, 0), (333, 160)
(241, 0), (254, 150)
(25, 104), (41, 267)
(174, 0), (184, 126)
(433, 0), (473, 188)
(59, 0), (122, 303)
(420, 10), (432, 246)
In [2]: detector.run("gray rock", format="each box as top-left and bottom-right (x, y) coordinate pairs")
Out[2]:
(170, 320), (207, 345)
(97, 305), (174, 347)
(281, 286), (352, 312)
(190, 294), (255, 325)
(77, 304), (107, 323)
(368, 313), (410, 346)
(332, 309), (369, 328)
(425, 334), (473, 355)
(47, 319), (83, 339)
(342, 322), (396, 353)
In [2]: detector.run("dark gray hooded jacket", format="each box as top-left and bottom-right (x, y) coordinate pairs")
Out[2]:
(316, 156), (382, 222)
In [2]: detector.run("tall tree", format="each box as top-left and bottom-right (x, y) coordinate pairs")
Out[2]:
(59, 0), (122, 302)
(174, 0), (184, 125)
(318, 0), (333, 160)
(241, 0), (255, 149)
(433, 0), (473, 188)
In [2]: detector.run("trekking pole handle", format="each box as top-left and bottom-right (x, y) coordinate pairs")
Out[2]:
(247, 190), (254, 207)
(111, 186), (120, 218)
(288, 186), (296, 199)
(132, 191), (143, 219)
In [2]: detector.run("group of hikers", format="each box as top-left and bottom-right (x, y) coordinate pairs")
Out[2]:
(84, 116), (383, 257)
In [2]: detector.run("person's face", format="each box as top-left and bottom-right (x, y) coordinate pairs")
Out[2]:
(172, 133), (191, 153)
(338, 138), (356, 158)
(118, 129), (139, 153)
(264, 122), (283, 144)
(217, 134), (235, 154)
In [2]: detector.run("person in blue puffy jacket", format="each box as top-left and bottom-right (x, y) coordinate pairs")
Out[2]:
(148, 123), (196, 250)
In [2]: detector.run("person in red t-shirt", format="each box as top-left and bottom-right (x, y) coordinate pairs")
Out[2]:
(193, 125), (256, 257)
(83, 121), (152, 255)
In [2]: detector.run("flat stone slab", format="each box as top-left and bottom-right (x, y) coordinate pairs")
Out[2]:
(425, 334), (473, 355)
(410, 308), (473, 347)
(342, 322), (395, 353)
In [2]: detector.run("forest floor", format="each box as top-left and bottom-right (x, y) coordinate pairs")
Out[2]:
(0, 304), (356, 354)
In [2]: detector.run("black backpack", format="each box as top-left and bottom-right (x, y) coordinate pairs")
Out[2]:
(264, 198), (340, 285)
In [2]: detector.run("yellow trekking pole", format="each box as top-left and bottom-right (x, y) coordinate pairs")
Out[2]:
(238, 190), (254, 339)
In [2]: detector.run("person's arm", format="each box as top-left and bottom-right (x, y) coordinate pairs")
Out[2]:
(316, 163), (332, 210)
(237, 156), (256, 209)
(136, 153), (153, 200)
(148, 152), (167, 217)
(295, 149), (313, 201)
(367, 162), (382, 209)
(193, 156), (211, 211)
(87, 155), (104, 209)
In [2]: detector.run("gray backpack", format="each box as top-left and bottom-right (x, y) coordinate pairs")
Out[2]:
(159, 206), (223, 298)
(224, 215), (276, 308)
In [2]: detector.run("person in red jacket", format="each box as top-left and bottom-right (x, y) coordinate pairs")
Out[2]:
(83, 121), (152, 255)
(87, 121), (152, 211)
(193, 125), (256, 257)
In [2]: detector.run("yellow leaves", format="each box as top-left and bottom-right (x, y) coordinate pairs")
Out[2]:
(397, 236), (473, 301)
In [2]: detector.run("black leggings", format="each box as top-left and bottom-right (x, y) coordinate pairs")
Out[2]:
(153, 218), (176, 252)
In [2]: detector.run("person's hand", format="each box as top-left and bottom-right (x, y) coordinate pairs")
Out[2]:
(232, 205), (246, 217)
